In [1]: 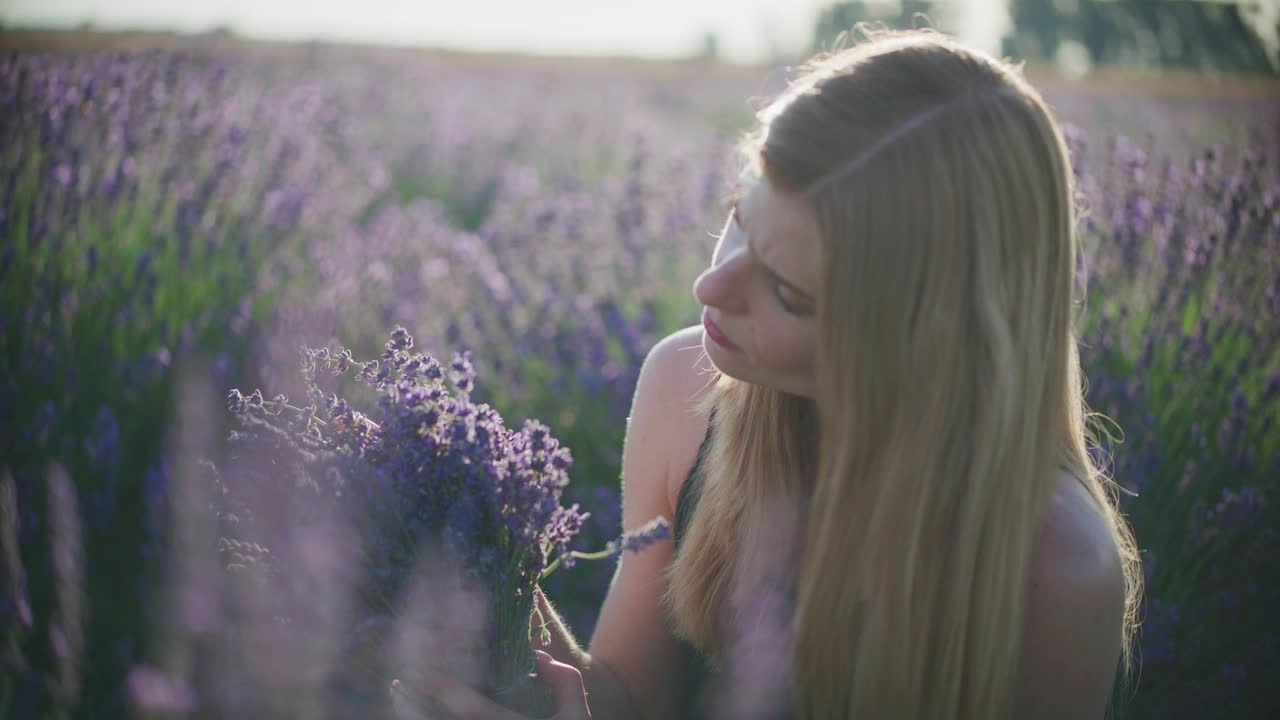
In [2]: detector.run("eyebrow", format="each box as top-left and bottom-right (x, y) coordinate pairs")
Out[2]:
(731, 194), (815, 303)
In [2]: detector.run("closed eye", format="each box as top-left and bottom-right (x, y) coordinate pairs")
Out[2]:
(773, 282), (798, 313)
(772, 280), (809, 316)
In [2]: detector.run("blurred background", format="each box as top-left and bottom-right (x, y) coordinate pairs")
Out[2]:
(0, 0), (1277, 72)
(2, 1), (1278, 719)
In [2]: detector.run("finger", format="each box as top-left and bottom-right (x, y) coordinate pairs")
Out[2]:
(534, 650), (591, 720)
(419, 671), (526, 720)
(389, 679), (435, 720)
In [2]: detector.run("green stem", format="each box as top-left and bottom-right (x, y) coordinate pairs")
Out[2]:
(531, 603), (552, 647)
(538, 548), (616, 581)
(276, 402), (328, 427)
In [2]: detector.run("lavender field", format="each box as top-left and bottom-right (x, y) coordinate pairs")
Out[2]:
(2, 32), (1279, 718)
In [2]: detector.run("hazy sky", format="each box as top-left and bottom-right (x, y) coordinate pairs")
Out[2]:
(1, 1), (1011, 65)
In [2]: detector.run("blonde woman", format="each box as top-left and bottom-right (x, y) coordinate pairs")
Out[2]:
(422, 27), (1143, 720)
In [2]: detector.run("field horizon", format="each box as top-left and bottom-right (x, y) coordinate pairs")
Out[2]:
(2, 24), (1279, 99)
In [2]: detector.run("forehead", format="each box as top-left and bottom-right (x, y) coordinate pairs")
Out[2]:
(737, 168), (822, 293)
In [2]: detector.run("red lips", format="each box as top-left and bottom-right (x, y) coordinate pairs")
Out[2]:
(702, 312), (741, 352)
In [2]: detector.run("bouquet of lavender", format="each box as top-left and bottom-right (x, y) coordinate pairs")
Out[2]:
(208, 327), (669, 717)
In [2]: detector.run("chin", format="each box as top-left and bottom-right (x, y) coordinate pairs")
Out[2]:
(702, 332), (737, 367)
(703, 339), (815, 398)
(702, 334), (754, 383)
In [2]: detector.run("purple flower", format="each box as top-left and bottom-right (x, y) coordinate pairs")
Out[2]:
(82, 406), (120, 467)
(210, 328), (611, 702)
(607, 516), (671, 556)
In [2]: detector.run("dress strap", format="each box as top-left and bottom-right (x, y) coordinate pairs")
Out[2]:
(673, 410), (715, 552)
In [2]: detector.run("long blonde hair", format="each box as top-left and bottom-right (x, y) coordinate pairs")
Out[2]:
(662, 28), (1142, 718)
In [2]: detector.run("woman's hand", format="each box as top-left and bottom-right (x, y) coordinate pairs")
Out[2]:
(409, 650), (591, 720)
(400, 587), (592, 719)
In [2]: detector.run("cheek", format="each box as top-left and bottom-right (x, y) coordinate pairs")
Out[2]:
(758, 324), (816, 376)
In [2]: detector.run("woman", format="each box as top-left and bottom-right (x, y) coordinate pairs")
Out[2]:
(422, 26), (1143, 720)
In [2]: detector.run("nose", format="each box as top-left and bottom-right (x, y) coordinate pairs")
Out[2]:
(693, 245), (749, 314)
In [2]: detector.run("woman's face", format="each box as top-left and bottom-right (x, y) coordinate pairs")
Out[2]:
(693, 170), (822, 398)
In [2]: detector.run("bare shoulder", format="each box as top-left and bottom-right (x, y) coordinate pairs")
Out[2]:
(585, 325), (717, 718)
(631, 325), (717, 515)
(1013, 470), (1128, 718)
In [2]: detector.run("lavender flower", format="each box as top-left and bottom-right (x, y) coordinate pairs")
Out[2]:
(607, 516), (672, 556)
(210, 327), (667, 716)
(540, 515), (671, 576)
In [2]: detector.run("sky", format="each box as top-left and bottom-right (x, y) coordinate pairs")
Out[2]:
(0, 0), (1012, 66)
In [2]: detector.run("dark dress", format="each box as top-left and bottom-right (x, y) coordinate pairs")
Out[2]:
(671, 414), (798, 720)
(671, 411), (719, 719)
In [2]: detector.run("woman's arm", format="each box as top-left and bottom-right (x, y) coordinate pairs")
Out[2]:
(532, 330), (704, 719)
(582, 328), (710, 720)
(1012, 478), (1128, 718)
